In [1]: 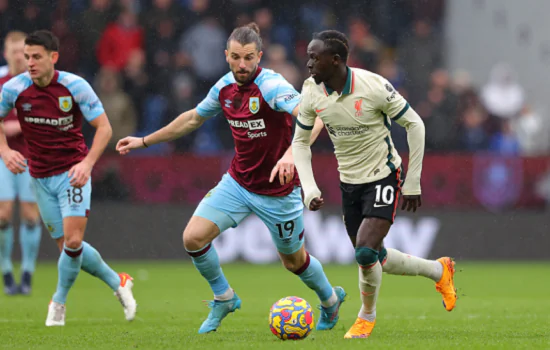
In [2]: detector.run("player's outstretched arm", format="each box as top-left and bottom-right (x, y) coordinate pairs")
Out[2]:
(68, 113), (112, 188)
(0, 120), (26, 174)
(395, 106), (425, 212)
(116, 109), (205, 155)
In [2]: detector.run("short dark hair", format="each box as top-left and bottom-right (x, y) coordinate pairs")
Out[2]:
(227, 22), (262, 51)
(24, 30), (59, 52)
(312, 30), (349, 62)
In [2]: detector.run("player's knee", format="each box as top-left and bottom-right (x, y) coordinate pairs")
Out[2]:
(0, 218), (11, 230)
(183, 227), (208, 252)
(64, 235), (83, 250)
(355, 246), (379, 267)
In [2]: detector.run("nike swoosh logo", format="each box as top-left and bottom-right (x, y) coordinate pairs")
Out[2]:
(373, 203), (390, 208)
(315, 108), (326, 114)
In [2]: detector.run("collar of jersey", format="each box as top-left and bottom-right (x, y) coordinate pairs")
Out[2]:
(323, 66), (354, 96)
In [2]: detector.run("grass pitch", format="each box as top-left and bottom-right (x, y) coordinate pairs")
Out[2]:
(0, 261), (549, 349)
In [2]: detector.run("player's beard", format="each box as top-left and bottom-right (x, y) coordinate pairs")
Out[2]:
(233, 65), (257, 84)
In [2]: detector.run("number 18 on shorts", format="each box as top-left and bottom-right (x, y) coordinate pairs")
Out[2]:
(31, 171), (91, 239)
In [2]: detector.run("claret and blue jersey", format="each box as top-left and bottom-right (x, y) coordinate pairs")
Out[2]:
(196, 67), (301, 197)
(0, 70), (105, 178)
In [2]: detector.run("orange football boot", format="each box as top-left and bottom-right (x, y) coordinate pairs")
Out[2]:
(435, 257), (457, 311)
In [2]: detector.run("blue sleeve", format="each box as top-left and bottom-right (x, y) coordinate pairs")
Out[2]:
(196, 73), (235, 118)
(67, 78), (105, 122)
(258, 72), (300, 114)
(196, 86), (222, 118)
(0, 85), (16, 118)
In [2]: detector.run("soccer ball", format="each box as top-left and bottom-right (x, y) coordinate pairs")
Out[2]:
(269, 296), (315, 340)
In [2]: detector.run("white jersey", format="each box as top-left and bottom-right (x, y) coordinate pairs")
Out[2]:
(293, 67), (425, 205)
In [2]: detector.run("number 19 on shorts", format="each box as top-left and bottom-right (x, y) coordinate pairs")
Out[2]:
(276, 220), (295, 239)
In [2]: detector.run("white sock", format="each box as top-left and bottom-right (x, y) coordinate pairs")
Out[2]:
(321, 289), (338, 308)
(214, 288), (234, 301)
(382, 248), (443, 282)
(358, 306), (376, 322)
(358, 262), (382, 321)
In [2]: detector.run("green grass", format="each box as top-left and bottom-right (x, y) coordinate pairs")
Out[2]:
(1, 262), (549, 349)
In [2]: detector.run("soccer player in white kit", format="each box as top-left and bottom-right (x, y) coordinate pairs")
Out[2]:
(292, 30), (458, 339)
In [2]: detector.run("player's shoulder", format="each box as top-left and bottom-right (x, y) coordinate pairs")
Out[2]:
(351, 67), (391, 93)
(215, 71), (236, 89)
(57, 71), (90, 88)
(0, 72), (32, 93)
(255, 68), (284, 84)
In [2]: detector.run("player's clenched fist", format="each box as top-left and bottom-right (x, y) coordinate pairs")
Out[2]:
(1, 148), (26, 174)
(116, 136), (145, 155)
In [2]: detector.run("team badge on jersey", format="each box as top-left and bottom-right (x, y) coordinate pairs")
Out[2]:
(249, 97), (260, 114)
(58, 96), (72, 112)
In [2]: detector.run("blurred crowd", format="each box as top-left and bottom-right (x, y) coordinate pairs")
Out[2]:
(0, 0), (548, 156)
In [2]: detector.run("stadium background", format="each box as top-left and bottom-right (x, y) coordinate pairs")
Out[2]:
(1, 1), (550, 349)
(1, 0), (550, 262)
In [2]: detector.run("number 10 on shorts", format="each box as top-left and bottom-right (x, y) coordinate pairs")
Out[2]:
(375, 184), (395, 205)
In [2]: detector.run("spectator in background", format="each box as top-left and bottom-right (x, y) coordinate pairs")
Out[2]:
(488, 119), (520, 156)
(146, 17), (179, 95)
(460, 107), (489, 152)
(417, 69), (458, 151)
(122, 49), (149, 126)
(0, 0), (17, 44)
(142, 0), (184, 44)
(16, 2), (51, 35)
(78, 0), (116, 77)
(97, 9), (144, 71)
(262, 44), (300, 88)
(346, 17), (380, 72)
(512, 105), (550, 156)
(96, 66), (138, 152)
(177, 16), (227, 98)
(51, 19), (79, 73)
(396, 19), (443, 105)
(481, 63), (525, 120)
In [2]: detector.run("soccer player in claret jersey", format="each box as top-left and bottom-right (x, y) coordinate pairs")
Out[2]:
(0, 31), (43, 296)
(0, 30), (137, 326)
(117, 23), (346, 334)
(293, 30), (458, 339)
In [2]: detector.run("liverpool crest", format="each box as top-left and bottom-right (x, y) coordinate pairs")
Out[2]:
(249, 97), (260, 114)
(59, 96), (72, 112)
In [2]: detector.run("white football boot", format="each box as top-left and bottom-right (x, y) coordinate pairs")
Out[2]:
(45, 301), (66, 326)
(114, 273), (137, 321)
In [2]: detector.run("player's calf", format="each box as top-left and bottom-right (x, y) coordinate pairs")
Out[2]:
(279, 246), (345, 330)
(19, 219), (42, 295)
(0, 217), (17, 295)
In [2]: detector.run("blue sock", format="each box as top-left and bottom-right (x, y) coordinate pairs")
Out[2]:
(295, 253), (334, 303)
(52, 244), (83, 304)
(20, 221), (42, 273)
(81, 241), (120, 291)
(0, 223), (14, 274)
(187, 243), (230, 297)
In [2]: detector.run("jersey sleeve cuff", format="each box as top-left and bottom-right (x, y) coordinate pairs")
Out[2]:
(392, 102), (410, 120)
(85, 109), (105, 122)
(296, 119), (313, 130)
